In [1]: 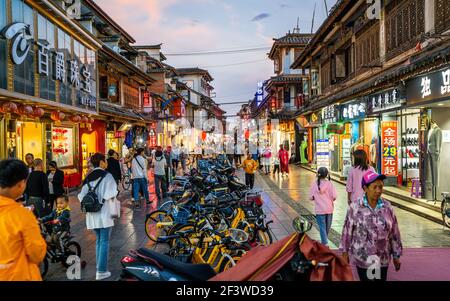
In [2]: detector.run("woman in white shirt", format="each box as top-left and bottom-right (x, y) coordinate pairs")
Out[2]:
(78, 153), (118, 280)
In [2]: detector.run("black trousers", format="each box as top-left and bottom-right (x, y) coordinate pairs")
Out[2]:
(273, 164), (280, 174)
(357, 266), (388, 281)
(245, 173), (255, 189)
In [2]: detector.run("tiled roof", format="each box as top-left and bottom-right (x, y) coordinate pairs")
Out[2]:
(99, 101), (144, 121)
(176, 68), (213, 81)
(274, 33), (313, 45)
(266, 75), (306, 88)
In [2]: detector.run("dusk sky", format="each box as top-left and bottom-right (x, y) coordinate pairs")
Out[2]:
(95, 0), (336, 115)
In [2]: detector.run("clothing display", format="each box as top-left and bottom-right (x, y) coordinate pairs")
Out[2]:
(427, 121), (442, 199)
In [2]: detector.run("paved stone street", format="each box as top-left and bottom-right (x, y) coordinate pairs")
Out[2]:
(44, 165), (450, 281)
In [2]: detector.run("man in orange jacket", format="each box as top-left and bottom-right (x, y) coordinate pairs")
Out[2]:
(0, 159), (47, 281)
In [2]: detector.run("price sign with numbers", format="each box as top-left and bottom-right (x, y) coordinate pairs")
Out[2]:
(381, 121), (398, 176)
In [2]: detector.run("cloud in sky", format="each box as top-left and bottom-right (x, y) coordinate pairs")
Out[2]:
(251, 13), (271, 22)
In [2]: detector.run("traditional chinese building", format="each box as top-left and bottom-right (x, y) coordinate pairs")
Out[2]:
(0, 0), (104, 186)
(291, 0), (450, 199)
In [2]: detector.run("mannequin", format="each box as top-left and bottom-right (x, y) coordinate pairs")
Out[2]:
(427, 120), (442, 200)
(369, 137), (377, 168)
(350, 136), (364, 165)
(300, 140), (308, 164)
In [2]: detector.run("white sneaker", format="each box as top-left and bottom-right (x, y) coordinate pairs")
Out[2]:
(96, 271), (111, 280)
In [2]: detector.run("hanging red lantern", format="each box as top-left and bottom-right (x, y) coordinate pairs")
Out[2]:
(70, 115), (81, 123)
(244, 128), (250, 140)
(18, 104), (34, 116)
(2, 102), (18, 113)
(51, 110), (64, 122)
(81, 115), (89, 123)
(32, 107), (45, 118)
(201, 131), (207, 141)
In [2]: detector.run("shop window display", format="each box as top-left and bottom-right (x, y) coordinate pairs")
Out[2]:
(52, 127), (74, 167)
(400, 110), (420, 187)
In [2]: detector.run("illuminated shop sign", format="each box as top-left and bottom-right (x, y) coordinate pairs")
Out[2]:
(1, 22), (96, 110)
(340, 101), (366, 120)
(322, 105), (338, 124)
(366, 87), (406, 114)
(406, 67), (450, 106)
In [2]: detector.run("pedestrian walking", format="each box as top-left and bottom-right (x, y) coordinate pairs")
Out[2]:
(152, 150), (168, 205)
(279, 144), (289, 177)
(25, 159), (49, 218)
(261, 144), (272, 174)
(340, 170), (403, 281)
(346, 149), (375, 204)
(172, 145), (180, 172)
(0, 159), (47, 281)
(77, 153), (119, 281)
(106, 149), (122, 187)
(25, 153), (34, 174)
(180, 143), (188, 173)
(272, 155), (280, 175)
(241, 153), (258, 189)
(47, 161), (65, 211)
(164, 146), (173, 182)
(234, 144), (243, 167)
(131, 148), (151, 207)
(309, 167), (337, 246)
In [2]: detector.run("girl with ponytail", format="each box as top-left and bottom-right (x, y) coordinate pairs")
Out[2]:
(309, 167), (337, 246)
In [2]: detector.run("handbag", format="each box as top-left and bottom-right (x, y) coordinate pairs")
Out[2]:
(109, 197), (121, 219)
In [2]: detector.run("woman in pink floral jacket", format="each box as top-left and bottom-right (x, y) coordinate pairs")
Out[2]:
(340, 170), (403, 281)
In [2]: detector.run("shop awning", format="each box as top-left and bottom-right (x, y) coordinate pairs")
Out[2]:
(99, 101), (145, 122)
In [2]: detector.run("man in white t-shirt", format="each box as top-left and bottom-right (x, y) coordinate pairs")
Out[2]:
(131, 148), (151, 207)
(152, 149), (167, 204)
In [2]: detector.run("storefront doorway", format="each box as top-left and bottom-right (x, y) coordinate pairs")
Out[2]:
(16, 121), (44, 161)
(81, 131), (97, 177)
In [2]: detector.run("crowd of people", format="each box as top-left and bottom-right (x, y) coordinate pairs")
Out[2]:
(0, 139), (403, 282)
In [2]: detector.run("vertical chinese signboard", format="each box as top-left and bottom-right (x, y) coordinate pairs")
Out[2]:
(381, 121), (398, 177)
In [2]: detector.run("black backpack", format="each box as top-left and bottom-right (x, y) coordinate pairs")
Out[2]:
(81, 173), (107, 213)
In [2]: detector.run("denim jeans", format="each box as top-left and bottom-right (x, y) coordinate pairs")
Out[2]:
(316, 214), (333, 245)
(27, 196), (45, 218)
(133, 178), (149, 202)
(154, 174), (167, 201)
(245, 173), (255, 189)
(94, 227), (112, 273)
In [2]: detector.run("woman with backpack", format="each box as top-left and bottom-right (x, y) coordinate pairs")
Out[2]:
(77, 153), (118, 280)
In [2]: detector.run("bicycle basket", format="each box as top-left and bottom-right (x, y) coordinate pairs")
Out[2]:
(242, 193), (263, 207)
(173, 208), (190, 224)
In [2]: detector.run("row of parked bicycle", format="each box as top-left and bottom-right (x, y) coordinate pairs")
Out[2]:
(120, 157), (275, 280)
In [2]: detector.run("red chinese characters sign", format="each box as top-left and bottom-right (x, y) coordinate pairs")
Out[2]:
(381, 121), (398, 177)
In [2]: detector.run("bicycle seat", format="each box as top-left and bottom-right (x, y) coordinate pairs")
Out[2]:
(136, 248), (216, 281)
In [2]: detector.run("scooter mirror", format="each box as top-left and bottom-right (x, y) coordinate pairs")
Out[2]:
(292, 215), (313, 233)
(228, 228), (249, 244)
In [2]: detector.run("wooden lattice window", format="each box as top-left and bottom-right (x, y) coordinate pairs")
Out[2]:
(436, 0), (450, 33)
(385, 0), (425, 60)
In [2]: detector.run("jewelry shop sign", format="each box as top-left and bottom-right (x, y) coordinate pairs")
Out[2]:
(1, 22), (97, 110)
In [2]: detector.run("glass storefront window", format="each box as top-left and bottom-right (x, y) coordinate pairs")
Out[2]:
(57, 28), (73, 105)
(38, 13), (56, 101)
(52, 127), (74, 167)
(12, 0), (35, 96)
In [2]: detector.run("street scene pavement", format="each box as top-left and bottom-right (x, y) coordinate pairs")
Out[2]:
(44, 164), (450, 281)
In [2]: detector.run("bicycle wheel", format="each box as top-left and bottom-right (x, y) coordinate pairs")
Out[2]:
(168, 223), (196, 249)
(62, 241), (82, 268)
(255, 229), (273, 246)
(122, 175), (131, 191)
(442, 199), (450, 228)
(145, 210), (174, 242)
(159, 200), (175, 213)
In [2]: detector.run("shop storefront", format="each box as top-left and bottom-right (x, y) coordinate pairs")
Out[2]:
(365, 86), (416, 188)
(79, 120), (105, 177)
(0, 0), (99, 186)
(406, 65), (450, 200)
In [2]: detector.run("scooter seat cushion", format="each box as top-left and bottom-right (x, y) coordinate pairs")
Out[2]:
(137, 248), (216, 281)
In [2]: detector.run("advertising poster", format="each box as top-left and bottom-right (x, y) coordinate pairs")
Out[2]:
(381, 121), (398, 177)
